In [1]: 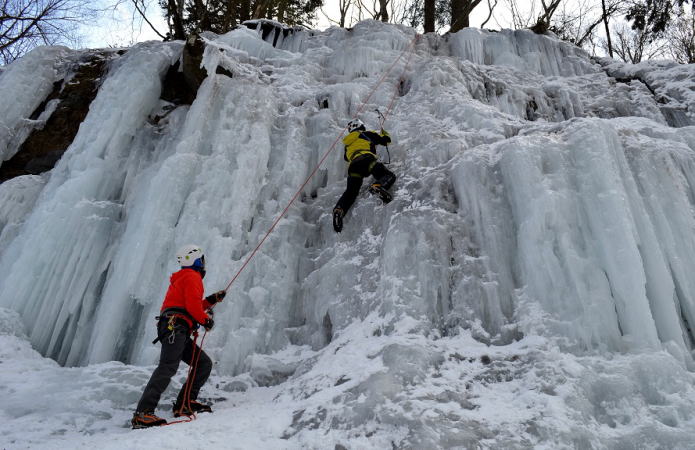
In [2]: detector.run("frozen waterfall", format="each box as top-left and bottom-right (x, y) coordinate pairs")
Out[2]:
(2, 20), (695, 449)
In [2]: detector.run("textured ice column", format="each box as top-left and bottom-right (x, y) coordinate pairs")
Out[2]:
(0, 46), (72, 162)
(598, 59), (695, 127)
(325, 21), (415, 80)
(0, 175), (45, 252)
(0, 42), (180, 365)
(89, 69), (283, 364)
(451, 149), (519, 336)
(615, 119), (695, 351)
(449, 29), (597, 77)
(452, 118), (695, 351)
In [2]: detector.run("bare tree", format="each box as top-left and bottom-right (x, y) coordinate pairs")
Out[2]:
(321, 0), (353, 27)
(388, 0), (405, 24)
(610, 21), (666, 63)
(506, 0), (537, 29)
(352, 0), (377, 21)
(126, 0), (166, 39)
(378, 0), (389, 21)
(530, 0), (562, 34)
(550, 0), (624, 48)
(601, 0), (613, 57)
(480, 0), (498, 29)
(666, 6), (695, 63)
(0, 0), (95, 64)
(339, 0), (353, 26)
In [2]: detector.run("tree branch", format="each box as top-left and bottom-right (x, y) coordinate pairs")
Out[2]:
(481, 0), (498, 28)
(130, 0), (166, 39)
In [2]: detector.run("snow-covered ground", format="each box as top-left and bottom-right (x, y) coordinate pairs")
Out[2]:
(1, 21), (695, 448)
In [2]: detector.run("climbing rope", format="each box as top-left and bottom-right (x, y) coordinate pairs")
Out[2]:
(381, 36), (419, 128)
(164, 329), (208, 426)
(222, 32), (420, 293)
(169, 35), (420, 427)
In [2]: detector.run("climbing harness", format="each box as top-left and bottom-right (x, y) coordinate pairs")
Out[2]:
(151, 308), (195, 344)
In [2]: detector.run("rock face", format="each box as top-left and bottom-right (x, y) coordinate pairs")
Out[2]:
(160, 35), (208, 106)
(182, 35), (208, 96)
(0, 52), (113, 182)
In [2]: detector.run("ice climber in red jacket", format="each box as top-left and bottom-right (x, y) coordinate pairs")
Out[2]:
(132, 245), (226, 429)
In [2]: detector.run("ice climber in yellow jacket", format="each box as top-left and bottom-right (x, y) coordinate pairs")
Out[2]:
(333, 119), (396, 232)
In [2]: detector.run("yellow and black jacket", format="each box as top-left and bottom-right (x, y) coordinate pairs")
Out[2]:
(343, 129), (391, 163)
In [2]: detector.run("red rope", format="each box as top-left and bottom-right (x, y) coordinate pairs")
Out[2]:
(164, 329), (207, 426)
(381, 36), (419, 127)
(223, 33), (419, 293)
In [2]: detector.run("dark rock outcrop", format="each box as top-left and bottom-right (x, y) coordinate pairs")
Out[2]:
(0, 52), (111, 182)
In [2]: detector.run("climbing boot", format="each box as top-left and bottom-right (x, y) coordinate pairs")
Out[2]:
(368, 183), (392, 204)
(173, 400), (213, 417)
(131, 411), (167, 429)
(333, 207), (344, 233)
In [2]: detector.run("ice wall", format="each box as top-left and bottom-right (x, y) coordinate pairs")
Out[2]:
(453, 118), (695, 356)
(1, 19), (693, 367)
(0, 41), (182, 365)
(1, 20), (695, 446)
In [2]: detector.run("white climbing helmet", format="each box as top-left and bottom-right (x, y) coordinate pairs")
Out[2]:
(176, 244), (204, 267)
(347, 119), (365, 133)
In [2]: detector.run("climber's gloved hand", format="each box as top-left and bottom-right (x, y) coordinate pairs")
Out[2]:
(203, 318), (214, 331)
(205, 290), (226, 305)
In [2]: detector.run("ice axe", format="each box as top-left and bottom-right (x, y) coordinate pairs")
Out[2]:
(375, 108), (387, 128)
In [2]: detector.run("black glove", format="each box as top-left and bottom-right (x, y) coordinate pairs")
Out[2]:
(203, 317), (214, 331)
(205, 290), (226, 305)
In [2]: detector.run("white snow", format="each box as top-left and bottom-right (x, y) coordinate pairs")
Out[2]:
(1, 20), (695, 448)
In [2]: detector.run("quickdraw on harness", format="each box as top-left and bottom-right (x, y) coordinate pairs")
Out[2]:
(151, 308), (195, 345)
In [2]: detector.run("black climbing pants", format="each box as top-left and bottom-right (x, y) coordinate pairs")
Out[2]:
(335, 155), (396, 214)
(136, 318), (212, 412)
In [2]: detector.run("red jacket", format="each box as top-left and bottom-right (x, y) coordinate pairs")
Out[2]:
(160, 268), (212, 327)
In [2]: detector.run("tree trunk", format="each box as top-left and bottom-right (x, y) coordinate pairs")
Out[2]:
(378, 0), (389, 22)
(601, 0), (614, 57)
(337, 0), (350, 27)
(530, 0), (562, 34)
(278, 0), (287, 22)
(424, 0), (435, 32)
(450, 0), (464, 32)
(253, 0), (271, 19)
(194, 0), (210, 31)
(168, 0), (186, 40)
(450, 0), (481, 33)
(238, 0), (250, 22)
